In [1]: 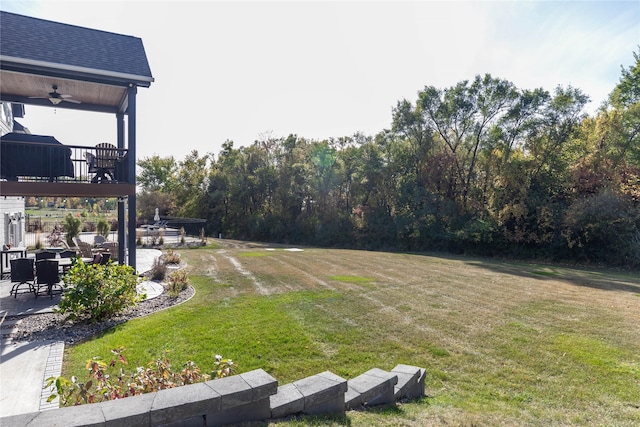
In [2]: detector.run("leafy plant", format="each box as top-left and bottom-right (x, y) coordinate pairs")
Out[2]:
(45, 348), (235, 406)
(56, 261), (142, 322)
(46, 225), (64, 247)
(167, 269), (189, 297)
(63, 213), (82, 247)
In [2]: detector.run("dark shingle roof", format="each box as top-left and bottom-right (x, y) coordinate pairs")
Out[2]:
(0, 11), (152, 80)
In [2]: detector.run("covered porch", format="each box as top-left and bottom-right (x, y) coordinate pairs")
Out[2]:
(0, 11), (154, 269)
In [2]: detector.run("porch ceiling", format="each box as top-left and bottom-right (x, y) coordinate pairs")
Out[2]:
(0, 69), (131, 114)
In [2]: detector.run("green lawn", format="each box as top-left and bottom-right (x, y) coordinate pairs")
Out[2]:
(62, 241), (640, 426)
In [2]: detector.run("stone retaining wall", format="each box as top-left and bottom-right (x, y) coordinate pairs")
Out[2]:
(0, 364), (426, 427)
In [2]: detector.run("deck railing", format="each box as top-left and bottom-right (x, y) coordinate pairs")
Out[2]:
(0, 141), (129, 184)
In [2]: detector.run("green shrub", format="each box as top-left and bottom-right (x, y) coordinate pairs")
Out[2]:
(96, 218), (110, 238)
(63, 213), (82, 247)
(167, 269), (189, 297)
(57, 261), (142, 322)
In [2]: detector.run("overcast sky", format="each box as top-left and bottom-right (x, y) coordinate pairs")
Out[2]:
(2, 1), (639, 161)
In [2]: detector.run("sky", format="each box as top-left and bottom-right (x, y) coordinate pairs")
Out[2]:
(2, 1), (639, 162)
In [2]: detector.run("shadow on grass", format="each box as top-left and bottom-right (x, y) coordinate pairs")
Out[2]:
(463, 258), (640, 294)
(237, 413), (352, 426)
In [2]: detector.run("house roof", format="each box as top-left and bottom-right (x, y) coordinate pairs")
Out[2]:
(0, 11), (153, 114)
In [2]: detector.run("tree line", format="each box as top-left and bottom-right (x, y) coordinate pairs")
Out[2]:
(138, 51), (640, 267)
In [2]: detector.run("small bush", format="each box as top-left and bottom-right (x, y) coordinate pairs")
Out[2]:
(57, 261), (141, 322)
(167, 269), (189, 297)
(162, 249), (181, 264)
(149, 257), (167, 281)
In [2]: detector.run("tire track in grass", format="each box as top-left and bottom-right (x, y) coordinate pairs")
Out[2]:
(221, 252), (269, 295)
(200, 253), (219, 282)
(287, 250), (518, 355)
(272, 255), (338, 291)
(278, 252), (448, 346)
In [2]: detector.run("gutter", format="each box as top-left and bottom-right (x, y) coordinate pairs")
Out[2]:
(0, 55), (154, 86)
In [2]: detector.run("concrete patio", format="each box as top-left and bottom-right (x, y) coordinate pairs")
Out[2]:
(0, 249), (163, 417)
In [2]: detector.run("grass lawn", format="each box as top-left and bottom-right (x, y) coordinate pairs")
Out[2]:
(62, 240), (640, 426)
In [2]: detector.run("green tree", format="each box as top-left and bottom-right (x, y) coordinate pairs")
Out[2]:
(137, 155), (178, 193)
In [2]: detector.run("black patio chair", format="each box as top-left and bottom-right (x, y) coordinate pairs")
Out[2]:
(9, 258), (35, 298)
(35, 250), (57, 261)
(35, 259), (62, 299)
(99, 252), (111, 265)
(59, 250), (77, 273)
(60, 250), (76, 258)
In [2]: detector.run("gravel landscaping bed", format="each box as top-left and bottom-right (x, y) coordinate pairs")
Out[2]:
(6, 283), (195, 344)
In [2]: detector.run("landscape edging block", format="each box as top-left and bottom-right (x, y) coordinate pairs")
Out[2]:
(150, 382), (220, 425)
(101, 392), (155, 426)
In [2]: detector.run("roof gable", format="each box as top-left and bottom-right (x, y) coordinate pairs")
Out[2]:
(0, 11), (152, 81)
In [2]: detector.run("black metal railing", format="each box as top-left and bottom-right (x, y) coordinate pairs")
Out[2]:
(0, 141), (129, 184)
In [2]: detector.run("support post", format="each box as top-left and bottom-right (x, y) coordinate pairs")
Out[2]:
(127, 85), (137, 270)
(116, 113), (126, 264)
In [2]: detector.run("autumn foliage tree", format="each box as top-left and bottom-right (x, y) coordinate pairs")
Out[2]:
(137, 50), (640, 267)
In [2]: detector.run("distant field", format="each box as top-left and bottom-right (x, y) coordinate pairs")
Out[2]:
(64, 240), (640, 426)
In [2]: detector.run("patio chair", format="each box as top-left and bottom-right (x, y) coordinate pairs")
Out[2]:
(9, 258), (35, 298)
(60, 250), (76, 258)
(35, 259), (62, 299)
(35, 250), (57, 261)
(99, 252), (111, 265)
(77, 241), (93, 258)
(59, 249), (77, 272)
(94, 235), (106, 247)
(103, 241), (119, 262)
(90, 142), (118, 183)
(92, 252), (103, 265)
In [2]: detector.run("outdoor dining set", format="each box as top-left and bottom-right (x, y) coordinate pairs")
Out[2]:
(7, 246), (109, 299)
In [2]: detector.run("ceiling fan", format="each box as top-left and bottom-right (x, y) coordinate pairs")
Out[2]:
(29, 85), (81, 105)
